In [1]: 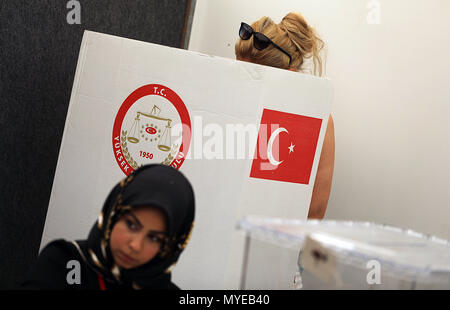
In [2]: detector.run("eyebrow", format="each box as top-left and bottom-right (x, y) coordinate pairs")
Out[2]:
(127, 212), (167, 235)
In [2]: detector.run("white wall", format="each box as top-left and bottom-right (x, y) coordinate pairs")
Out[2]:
(189, 0), (450, 239)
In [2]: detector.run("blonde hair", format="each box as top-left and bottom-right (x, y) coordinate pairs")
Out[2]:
(235, 12), (325, 77)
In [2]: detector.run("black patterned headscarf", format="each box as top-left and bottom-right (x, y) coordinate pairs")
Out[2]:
(72, 164), (195, 289)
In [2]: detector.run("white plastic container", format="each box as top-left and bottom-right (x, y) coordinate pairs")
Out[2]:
(237, 217), (450, 290)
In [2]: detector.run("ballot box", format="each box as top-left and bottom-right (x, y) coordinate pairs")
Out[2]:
(237, 217), (450, 289)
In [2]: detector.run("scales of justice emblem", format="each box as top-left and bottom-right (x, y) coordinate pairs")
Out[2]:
(112, 84), (191, 176)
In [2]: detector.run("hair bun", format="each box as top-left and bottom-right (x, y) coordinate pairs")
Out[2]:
(279, 12), (325, 76)
(280, 12), (313, 54)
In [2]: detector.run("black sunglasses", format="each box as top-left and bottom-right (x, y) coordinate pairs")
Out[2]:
(239, 22), (292, 66)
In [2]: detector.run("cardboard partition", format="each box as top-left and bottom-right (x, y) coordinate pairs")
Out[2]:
(40, 30), (333, 289)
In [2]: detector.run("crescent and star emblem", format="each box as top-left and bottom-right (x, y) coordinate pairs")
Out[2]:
(267, 127), (295, 166)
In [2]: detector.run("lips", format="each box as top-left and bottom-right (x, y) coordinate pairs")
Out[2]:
(118, 251), (136, 264)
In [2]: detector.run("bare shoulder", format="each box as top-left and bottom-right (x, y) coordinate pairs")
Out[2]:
(327, 115), (334, 136)
(307, 114), (335, 219)
(322, 115), (335, 160)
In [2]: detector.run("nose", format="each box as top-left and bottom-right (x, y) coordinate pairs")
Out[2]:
(128, 234), (145, 253)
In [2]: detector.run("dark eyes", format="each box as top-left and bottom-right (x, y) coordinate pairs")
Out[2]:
(125, 219), (165, 244)
(147, 234), (165, 245)
(125, 219), (138, 231)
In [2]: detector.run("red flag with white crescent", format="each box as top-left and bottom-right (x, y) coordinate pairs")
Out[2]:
(250, 108), (323, 184)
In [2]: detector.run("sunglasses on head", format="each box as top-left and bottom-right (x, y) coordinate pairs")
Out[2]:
(239, 22), (292, 66)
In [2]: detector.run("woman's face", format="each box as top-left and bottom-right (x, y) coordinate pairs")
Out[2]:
(110, 206), (167, 269)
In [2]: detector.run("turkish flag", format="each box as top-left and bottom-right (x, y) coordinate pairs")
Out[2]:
(250, 108), (323, 184)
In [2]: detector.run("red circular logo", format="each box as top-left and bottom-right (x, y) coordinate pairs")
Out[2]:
(112, 84), (191, 175)
(145, 127), (157, 135)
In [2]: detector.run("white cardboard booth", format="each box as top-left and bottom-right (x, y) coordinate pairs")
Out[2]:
(40, 31), (333, 289)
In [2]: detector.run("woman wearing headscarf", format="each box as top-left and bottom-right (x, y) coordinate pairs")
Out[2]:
(21, 164), (195, 289)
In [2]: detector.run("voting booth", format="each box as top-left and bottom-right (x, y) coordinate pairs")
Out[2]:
(40, 31), (333, 289)
(238, 217), (450, 290)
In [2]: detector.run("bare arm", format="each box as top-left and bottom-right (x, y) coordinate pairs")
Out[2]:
(307, 115), (335, 219)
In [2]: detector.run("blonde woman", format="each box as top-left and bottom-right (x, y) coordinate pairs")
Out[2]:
(236, 12), (334, 219)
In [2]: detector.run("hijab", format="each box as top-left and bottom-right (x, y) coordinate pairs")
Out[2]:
(73, 164), (195, 289)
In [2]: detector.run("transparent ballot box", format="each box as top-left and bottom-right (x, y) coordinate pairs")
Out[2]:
(237, 217), (450, 290)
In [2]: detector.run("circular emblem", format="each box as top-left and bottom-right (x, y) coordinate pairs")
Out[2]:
(112, 84), (191, 175)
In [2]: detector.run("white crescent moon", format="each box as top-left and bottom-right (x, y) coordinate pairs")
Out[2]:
(267, 127), (288, 166)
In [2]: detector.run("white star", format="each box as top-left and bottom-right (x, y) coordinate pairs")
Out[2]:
(288, 143), (295, 154)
